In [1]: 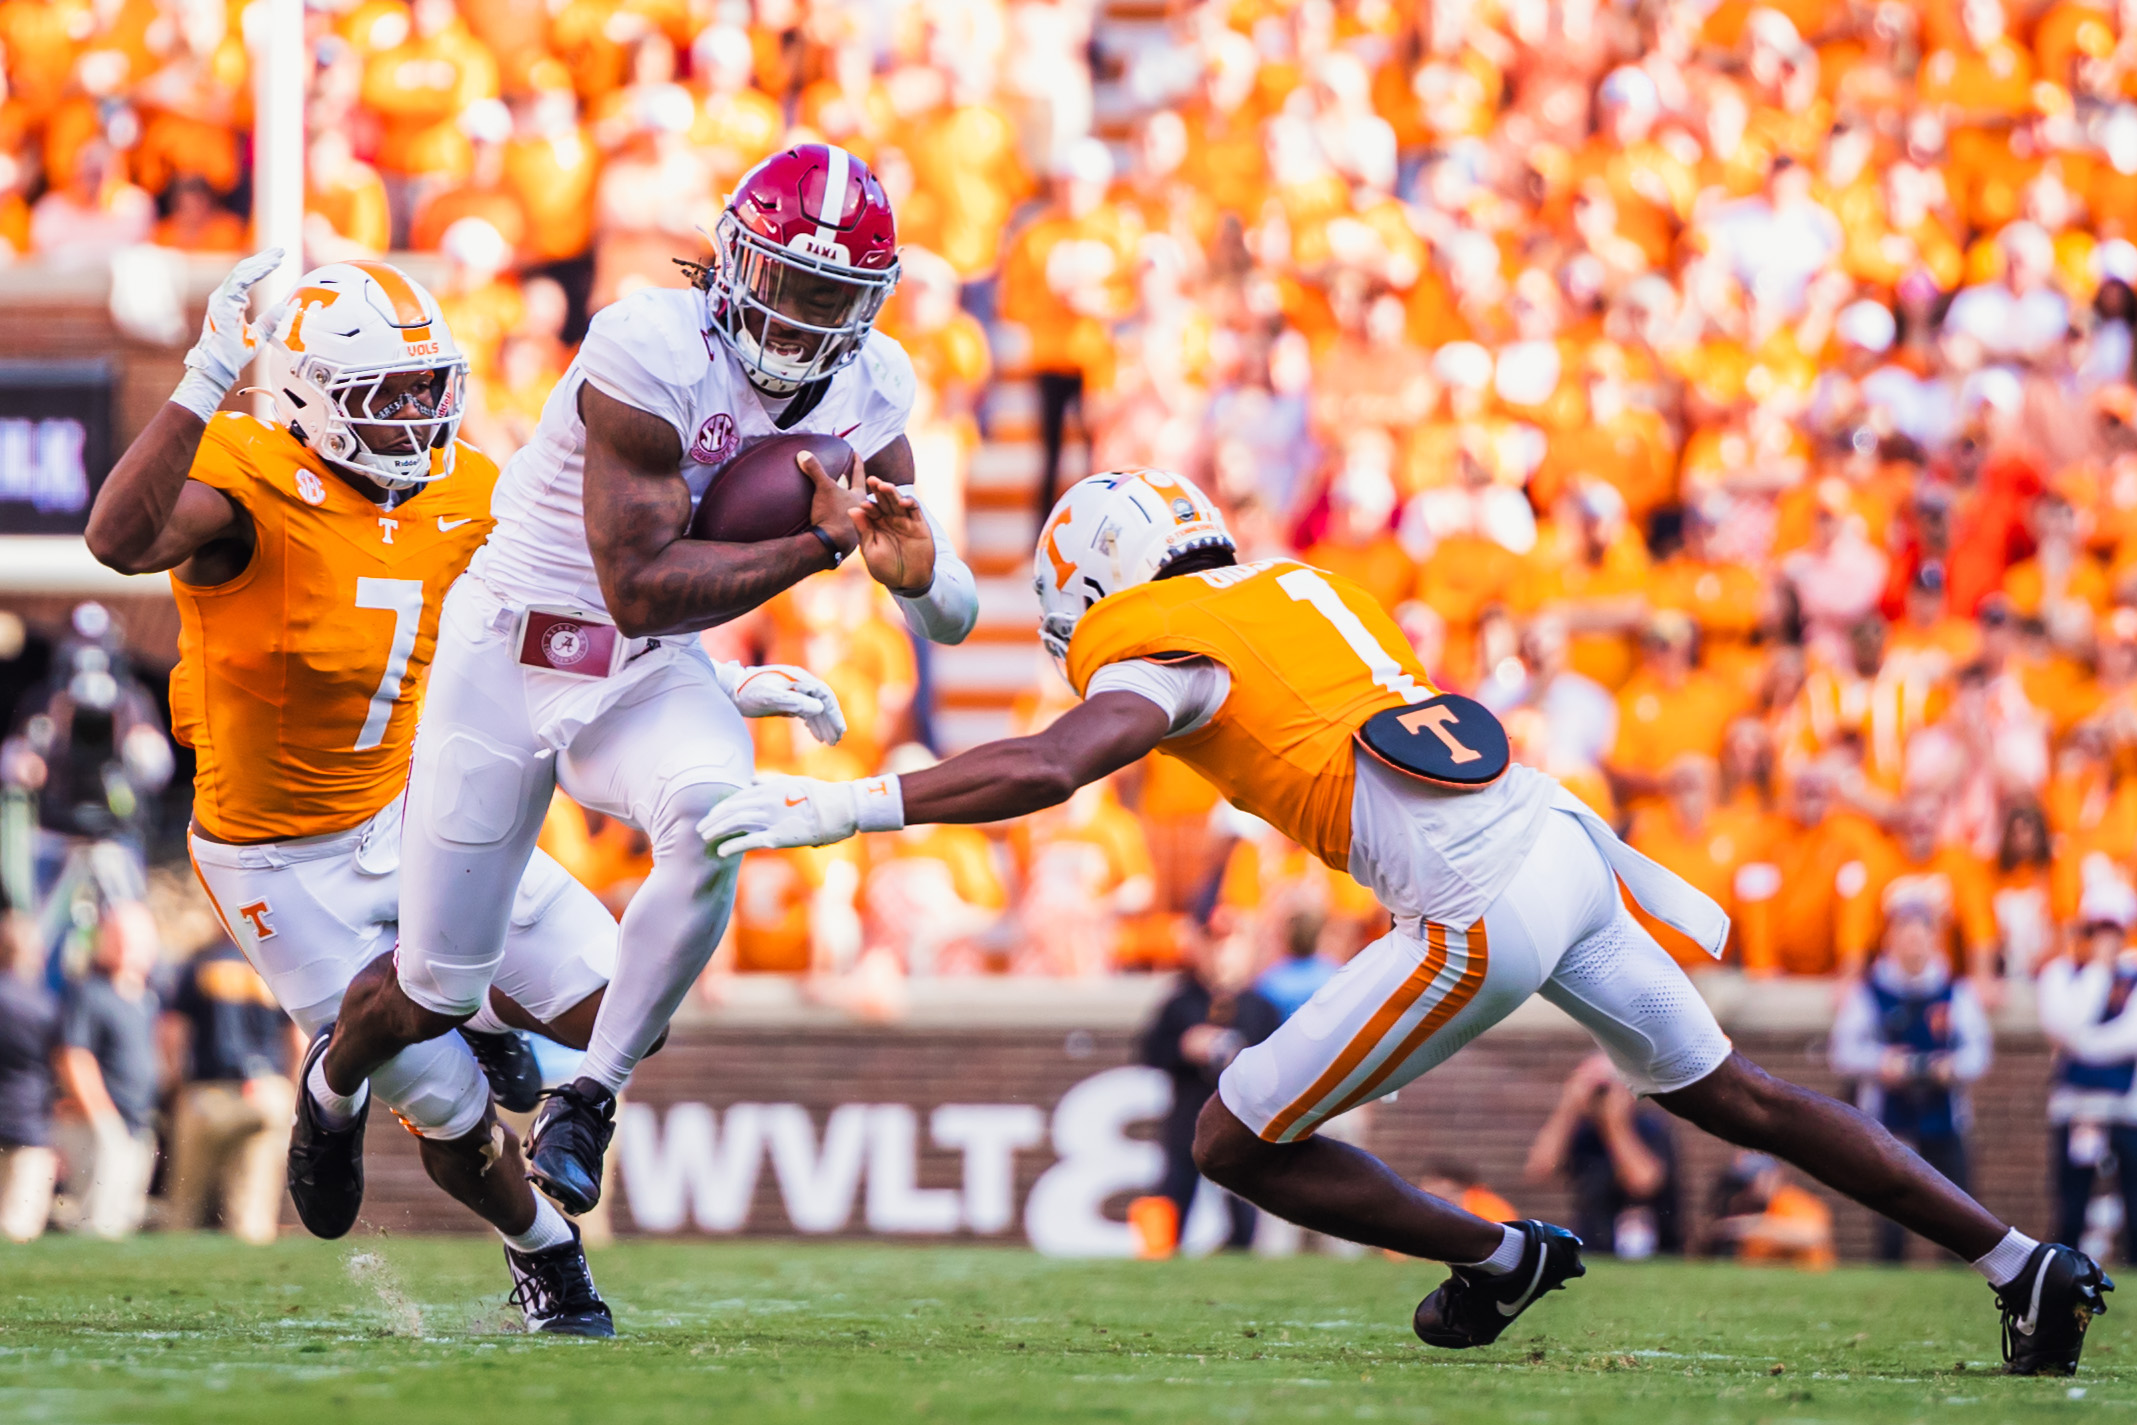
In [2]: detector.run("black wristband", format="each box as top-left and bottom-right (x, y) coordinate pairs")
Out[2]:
(809, 525), (846, 568)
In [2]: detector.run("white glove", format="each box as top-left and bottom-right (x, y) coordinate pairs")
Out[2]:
(700, 773), (903, 856)
(713, 660), (847, 746)
(172, 248), (284, 421)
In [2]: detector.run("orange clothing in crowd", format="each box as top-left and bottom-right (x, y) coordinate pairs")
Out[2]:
(1301, 533), (1416, 615)
(1735, 810), (1885, 976)
(1610, 668), (1745, 780)
(361, 16), (500, 177)
(1839, 839), (1999, 973)
(998, 203), (1145, 385)
(1626, 800), (1772, 968)
(503, 126), (601, 263)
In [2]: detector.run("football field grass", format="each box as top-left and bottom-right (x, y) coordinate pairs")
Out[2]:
(1, 1235), (2129, 1424)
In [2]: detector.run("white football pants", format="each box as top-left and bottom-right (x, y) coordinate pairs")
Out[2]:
(1220, 807), (1735, 1143)
(395, 576), (750, 1092)
(190, 800), (615, 1139)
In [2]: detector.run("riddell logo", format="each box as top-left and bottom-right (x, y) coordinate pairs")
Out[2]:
(690, 412), (738, 466)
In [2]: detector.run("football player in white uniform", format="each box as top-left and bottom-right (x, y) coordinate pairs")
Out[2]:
(317, 144), (978, 1220)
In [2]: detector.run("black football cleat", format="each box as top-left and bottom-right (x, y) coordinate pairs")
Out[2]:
(527, 1076), (616, 1216)
(1997, 1242), (2112, 1376)
(505, 1220), (616, 1338)
(1414, 1220), (1586, 1350)
(287, 1024), (369, 1239)
(459, 1026), (543, 1114)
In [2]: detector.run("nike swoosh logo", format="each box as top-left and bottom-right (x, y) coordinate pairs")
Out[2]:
(1496, 1235), (1550, 1317)
(837, 423), (862, 440)
(2019, 1256), (2049, 1336)
(438, 516), (474, 532)
(784, 796), (808, 807)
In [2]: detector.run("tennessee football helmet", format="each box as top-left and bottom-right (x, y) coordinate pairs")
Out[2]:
(701, 143), (901, 394)
(259, 261), (468, 489)
(1034, 470), (1235, 668)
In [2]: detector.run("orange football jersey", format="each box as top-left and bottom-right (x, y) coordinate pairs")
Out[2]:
(171, 413), (499, 842)
(1066, 559), (1439, 871)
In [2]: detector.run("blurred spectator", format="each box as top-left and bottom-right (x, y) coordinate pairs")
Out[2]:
(52, 903), (162, 1240)
(1140, 929), (1279, 1251)
(1014, 779), (1154, 976)
(1706, 1152), (1836, 1269)
(159, 935), (299, 1245)
(153, 174), (245, 253)
(1829, 890), (1992, 1262)
(0, 909), (57, 1243)
(1000, 137), (1140, 520)
(1251, 905), (1338, 1020)
(1525, 1053), (1681, 1259)
(2039, 880), (2137, 1257)
(29, 141), (152, 265)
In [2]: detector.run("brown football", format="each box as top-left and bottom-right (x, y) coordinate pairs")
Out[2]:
(687, 433), (855, 543)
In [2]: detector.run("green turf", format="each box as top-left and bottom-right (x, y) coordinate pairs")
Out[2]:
(0, 1236), (2124, 1424)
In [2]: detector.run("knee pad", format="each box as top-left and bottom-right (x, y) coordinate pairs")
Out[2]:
(423, 730), (536, 849)
(368, 1034), (489, 1142)
(396, 948), (498, 1019)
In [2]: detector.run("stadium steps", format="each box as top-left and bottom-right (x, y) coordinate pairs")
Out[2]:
(931, 415), (1080, 750)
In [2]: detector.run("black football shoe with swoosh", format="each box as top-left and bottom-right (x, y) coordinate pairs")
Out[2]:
(1997, 1242), (2112, 1376)
(287, 1024), (368, 1239)
(526, 1076), (616, 1216)
(1413, 1220), (1586, 1349)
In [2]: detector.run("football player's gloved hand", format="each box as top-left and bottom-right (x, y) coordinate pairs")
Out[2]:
(713, 661), (847, 746)
(699, 774), (903, 857)
(172, 248), (284, 421)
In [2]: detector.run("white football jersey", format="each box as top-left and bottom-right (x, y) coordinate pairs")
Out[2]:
(472, 285), (917, 614)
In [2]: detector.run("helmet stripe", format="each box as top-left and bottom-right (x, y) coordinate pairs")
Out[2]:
(348, 261), (431, 328)
(817, 145), (850, 234)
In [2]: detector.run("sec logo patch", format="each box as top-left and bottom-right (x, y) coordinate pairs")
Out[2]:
(295, 470), (326, 505)
(689, 412), (738, 466)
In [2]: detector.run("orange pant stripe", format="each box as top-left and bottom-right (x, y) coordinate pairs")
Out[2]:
(1260, 923), (1451, 1143)
(1317, 918), (1491, 1125)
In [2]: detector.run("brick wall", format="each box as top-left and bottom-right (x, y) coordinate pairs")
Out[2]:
(350, 1021), (2061, 1260)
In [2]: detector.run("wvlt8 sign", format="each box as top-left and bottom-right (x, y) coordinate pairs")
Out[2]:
(616, 1066), (1190, 1255)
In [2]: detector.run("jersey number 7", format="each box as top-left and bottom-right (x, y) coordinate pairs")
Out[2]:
(353, 578), (424, 751)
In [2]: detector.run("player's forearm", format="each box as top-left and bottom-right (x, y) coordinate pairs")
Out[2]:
(600, 532), (837, 638)
(893, 511), (978, 644)
(86, 403), (211, 573)
(899, 738), (1088, 824)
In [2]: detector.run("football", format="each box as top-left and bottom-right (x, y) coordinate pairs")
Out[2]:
(687, 433), (855, 543)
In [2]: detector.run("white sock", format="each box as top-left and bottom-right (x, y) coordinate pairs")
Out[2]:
(1462, 1222), (1527, 1275)
(464, 999), (511, 1036)
(1973, 1227), (2041, 1287)
(307, 1057), (369, 1130)
(501, 1195), (575, 1254)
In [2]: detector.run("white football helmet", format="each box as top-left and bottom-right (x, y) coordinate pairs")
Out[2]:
(1034, 470), (1235, 668)
(259, 261), (468, 489)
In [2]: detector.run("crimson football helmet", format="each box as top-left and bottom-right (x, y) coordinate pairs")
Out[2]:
(703, 143), (901, 394)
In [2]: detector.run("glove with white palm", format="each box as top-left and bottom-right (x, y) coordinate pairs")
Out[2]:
(713, 661), (847, 746)
(171, 248), (285, 422)
(699, 774), (904, 857)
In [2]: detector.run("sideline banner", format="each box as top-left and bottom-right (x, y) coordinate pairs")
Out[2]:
(0, 361), (114, 535)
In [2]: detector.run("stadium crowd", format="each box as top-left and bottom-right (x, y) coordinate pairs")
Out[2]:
(5, 0), (2137, 999)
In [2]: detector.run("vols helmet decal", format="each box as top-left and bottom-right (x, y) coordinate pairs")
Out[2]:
(1034, 470), (1234, 669)
(259, 261), (468, 490)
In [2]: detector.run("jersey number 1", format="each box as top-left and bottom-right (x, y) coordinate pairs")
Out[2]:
(1275, 567), (1429, 705)
(353, 577), (424, 751)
